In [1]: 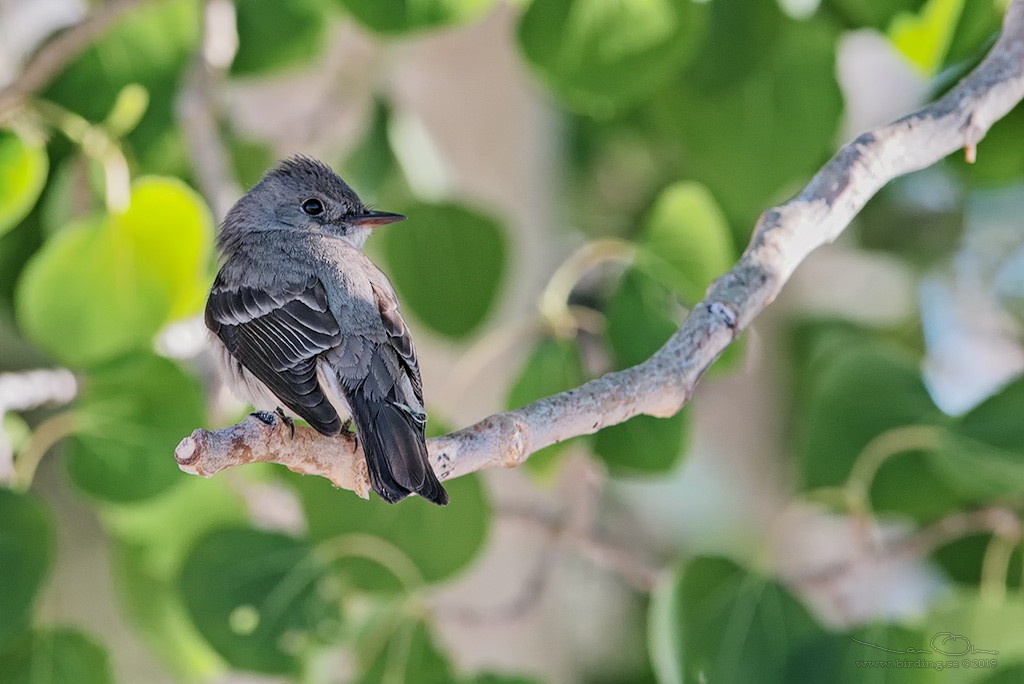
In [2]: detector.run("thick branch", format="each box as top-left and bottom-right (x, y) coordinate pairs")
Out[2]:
(0, 0), (151, 115)
(176, 0), (1024, 496)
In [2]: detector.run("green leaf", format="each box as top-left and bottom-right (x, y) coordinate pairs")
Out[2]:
(928, 590), (1024, 667)
(822, 0), (925, 31)
(232, 0), (327, 76)
(100, 478), (247, 679)
(16, 177), (213, 366)
(605, 266), (678, 369)
(890, 0), (965, 76)
(785, 624), (939, 683)
(42, 0), (199, 158)
(798, 345), (963, 520)
(339, 0), (494, 34)
(291, 473), (489, 590)
(517, 0), (704, 115)
(593, 412), (687, 475)
(180, 527), (337, 674)
(637, 181), (734, 305)
(652, 19), (841, 229)
(0, 130), (48, 238)
(0, 489), (54, 649)
(354, 620), (454, 684)
(681, 0), (782, 94)
(0, 628), (113, 684)
(380, 202), (506, 339)
(66, 353), (205, 502)
(927, 376), (1024, 501)
(467, 675), (544, 684)
(506, 337), (586, 475)
(649, 556), (823, 684)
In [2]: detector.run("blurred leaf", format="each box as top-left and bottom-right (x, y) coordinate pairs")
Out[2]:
(517, 0), (704, 115)
(637, 181), (734, 305)
(951, 109), (1024, 187)
(66, 353), (205, 502)
(822, 0), (924, 30)
(928, 590), (1024, 666)
(798, 345), (964, 519)
(342, 100), (398, 202)
(931, 533), (1023, 590)
(605, 266), (678, 369)
(506, 337), (586, 475)
(593, 413), (686, 475)
(0, 628), (113, 684)
(468, 675), (543, 684)
(682, 0), (782, 94)
(226, 135), (275, 190)
(890, 0), (965, 76)
(380, 202), (506, 339)
(355, 620), (454, 684)
(16, 177), (212, 366)
(42, 0), (199, 157)
(232, 0), (327, 76)
(100, 478), (247, 678)
(979, 665), (1024, 684)
(649, 556), (822, 684)
(784, 623), (938, 683)
(596, 266), (687, 474)
(928, 376), (1024, 501)
(0, 489), (54, 649)
(38, 155), (104, 238)
(103, 84), (150, 138)
(653, 19), (841, 230)
(291, 473), (489, 590)
(339, 0), (494, 34)
(180, 527), (337, 674)
(0, 130), (48, 238)
(944, 0), (1001, 66)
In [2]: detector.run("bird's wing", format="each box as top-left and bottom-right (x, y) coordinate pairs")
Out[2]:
(205, 273), (343, 435)
(370, 282), (424, 405)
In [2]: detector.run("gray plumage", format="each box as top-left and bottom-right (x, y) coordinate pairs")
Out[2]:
(205, 156), (448, 505)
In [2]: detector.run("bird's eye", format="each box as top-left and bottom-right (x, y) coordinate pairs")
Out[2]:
(301, 198), (324, 216)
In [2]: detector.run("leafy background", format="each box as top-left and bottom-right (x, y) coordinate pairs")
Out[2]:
(1, 0), (1023, 682)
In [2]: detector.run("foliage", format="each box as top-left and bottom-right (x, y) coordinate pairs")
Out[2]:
(0, 0), (1019, 682)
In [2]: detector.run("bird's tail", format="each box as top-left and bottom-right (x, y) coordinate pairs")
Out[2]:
(349, 392), (449, 505)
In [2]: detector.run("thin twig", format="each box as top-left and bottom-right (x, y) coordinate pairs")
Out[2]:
(175, 0), (1024, 497)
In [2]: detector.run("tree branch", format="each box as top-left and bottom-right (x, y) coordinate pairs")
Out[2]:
(175, 0), (1024, 497)
(0, 0), (151, 116)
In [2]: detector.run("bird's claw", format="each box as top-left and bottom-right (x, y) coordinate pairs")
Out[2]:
(275, 408), (295, 438)
(341, 418), (358, 450)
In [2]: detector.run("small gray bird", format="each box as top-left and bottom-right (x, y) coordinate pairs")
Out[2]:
(204, 156), (448, 505)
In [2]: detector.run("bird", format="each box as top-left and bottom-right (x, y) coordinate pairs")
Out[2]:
(204, 156), (448, 505)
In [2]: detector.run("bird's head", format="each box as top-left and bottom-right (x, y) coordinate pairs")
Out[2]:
(219, 155), (405, 252)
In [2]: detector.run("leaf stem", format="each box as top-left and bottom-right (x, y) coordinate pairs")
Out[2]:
(538, 238), (635, 337)
(13, 411), (78, 490)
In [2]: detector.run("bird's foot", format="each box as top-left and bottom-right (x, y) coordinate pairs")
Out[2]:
(275, 408), (295, 438)
(251, 410), (277, 427)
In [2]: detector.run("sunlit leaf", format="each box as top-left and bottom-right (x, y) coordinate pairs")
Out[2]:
(339, 0), (494, 34)
(890, 0), (965, 76)
(0, 489), (54, 649)
(16, 177), (213, 366)
(0, 628), (113, 684)
(66, 353), (205, 502)
(180, 527), (337, 674)
(0, 130), (48, 238)
(637, 181), (734, 305)
(518, 0), (705, 115)
(380, 202), (506, 339)
(233, 0), (327, 76)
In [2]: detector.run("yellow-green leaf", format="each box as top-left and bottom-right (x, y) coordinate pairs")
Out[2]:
(889, 0), (965, 76)
(0, 130), (48, 237)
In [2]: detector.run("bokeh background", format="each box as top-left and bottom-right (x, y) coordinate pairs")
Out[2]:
(2, 0), (1024, 682)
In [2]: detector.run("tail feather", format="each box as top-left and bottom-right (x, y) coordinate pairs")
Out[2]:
(349, 393), (449, 505)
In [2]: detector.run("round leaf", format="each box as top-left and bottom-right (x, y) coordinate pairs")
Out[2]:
(649, 556), (823, 684)
(339, 0), (494, 34)
(380, 202), (506, 339)
(66, 353), (205, 502)
(637, 181), (735, 305)
(16, 177), (212, 367)
(605, 266), (678, 370)
(593, 412), (687, 475)
(0, 130), (48, 238)
(0, 489), (54, 649)
(0, 628), (113, 684)
(291, 473), (489, 590)
(180, 528), (336, 674)
(233, 0), (327, 76)
(518, 0), (704, 115)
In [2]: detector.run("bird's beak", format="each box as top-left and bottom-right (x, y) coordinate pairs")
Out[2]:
(350, 210), (407, 228)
